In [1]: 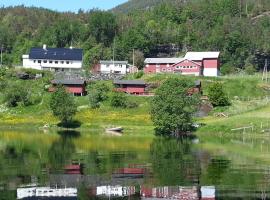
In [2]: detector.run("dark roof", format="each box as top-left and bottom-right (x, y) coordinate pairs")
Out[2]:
(29, 47), (83, 61)
(113, 80), (146, 85)
(51, 79), (85, 85)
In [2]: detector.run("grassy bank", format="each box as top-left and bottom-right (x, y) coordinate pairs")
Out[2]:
(0, 72), (270, 136)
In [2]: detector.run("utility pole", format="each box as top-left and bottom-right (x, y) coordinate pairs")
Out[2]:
(133, 48), (135, 67)
(262, 59), (268, 83)
(0, 45), (3, 67)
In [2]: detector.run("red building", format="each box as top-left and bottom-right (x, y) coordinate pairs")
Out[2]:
(113, 80), (146, 94)
(50, 79), (86, 96)
(144, 52), (220, 77)
(144, 58), (184, 74)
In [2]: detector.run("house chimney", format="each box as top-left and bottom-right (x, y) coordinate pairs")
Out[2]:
(43, 44), (47, 50)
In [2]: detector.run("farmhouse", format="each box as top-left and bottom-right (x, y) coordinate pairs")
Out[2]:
(22, 45), (83, 72)
(93, 60), (129, 75)
(144, 51), (220, 77)
(49, 79), (86, 96)
(144, 58), (184, 73)
(113, 80), (147, 94)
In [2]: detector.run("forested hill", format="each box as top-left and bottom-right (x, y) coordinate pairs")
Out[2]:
(1, 0), (270, 74)
(111, 0), (187, 13)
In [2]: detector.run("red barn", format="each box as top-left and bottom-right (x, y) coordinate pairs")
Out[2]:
(113, 80), (146, 94)
(144, 58), (184, 74)
(144, 51), (220, 77)
(50, 79), (86, 96)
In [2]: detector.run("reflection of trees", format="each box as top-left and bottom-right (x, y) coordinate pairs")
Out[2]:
(48, 131), (79, 169)
(150, 137), (200, 186)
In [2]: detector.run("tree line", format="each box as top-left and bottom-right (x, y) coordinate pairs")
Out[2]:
(0, 0), (270, 73)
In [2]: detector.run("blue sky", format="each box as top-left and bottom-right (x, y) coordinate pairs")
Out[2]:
(0, 0), (128, 12)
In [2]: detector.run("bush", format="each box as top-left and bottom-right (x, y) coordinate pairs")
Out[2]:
(110, 92), (128, 108)
(134, 71), (144, 79)
(220, 63), (236, 75)
(89, 90), (101, 109)
(245, 65), (256, 75)
(4, 83), (31, 107)
(88, 82), (110, 107)
(208, 82), (230, 107)
(126, 101), (139, 108)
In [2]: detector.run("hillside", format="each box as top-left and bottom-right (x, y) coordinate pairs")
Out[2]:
(111, 0), (187, 13)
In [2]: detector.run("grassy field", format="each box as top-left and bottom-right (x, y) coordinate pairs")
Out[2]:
(0, 72), (270, 136)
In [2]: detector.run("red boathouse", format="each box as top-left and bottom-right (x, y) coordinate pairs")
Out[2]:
(50, 79), (87, 96)
(113, 80), (147, 94)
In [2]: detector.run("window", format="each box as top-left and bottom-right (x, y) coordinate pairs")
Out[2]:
(61, 61), (64, 64)
(162, 68), (166, 72)
(167, 68), (172, 71)
(49, 60), (53, 64)
(106, 64), (110, 68)
(33, 60), (36, 63)
(66, 61), (70, 64)
(38, 60), (41, 64)
(176, 66), (180, 69)
(43, 60), (47, 63)
(55, 61), (58, 64)
(119, 64), (122, 68)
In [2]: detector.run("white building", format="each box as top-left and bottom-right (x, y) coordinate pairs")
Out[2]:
(99, 60), (129, 74)
(22, 45), (83, 72)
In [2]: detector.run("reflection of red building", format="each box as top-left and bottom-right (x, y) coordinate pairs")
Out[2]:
(141, 186), (199, 199)
(50, 79), (87, 96)
(113, 80), (147, 95)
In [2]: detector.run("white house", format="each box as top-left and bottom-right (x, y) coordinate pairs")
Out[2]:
(22, 45), (83, 72)
(98, 60), (129, 74)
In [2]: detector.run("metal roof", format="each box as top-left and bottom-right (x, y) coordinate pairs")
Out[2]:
(113, 80), (146, 85)
(100, 60), (128, 65)
(144, 58), (184, 64)
(51, 79), (85, 85)
(184, 52), (220, 60)
(29, 47), (83, 61)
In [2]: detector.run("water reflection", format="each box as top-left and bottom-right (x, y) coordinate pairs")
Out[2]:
(1, 130), (270, 199)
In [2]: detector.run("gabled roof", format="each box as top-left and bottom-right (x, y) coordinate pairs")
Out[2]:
(29, 47), (83, 61)
(184, 52), (220, 60)
(113, 80), (146, 85)
(51, 79), (85, 85)
(100, 60), (128, 65)
(171, 59), (202, 67)
(144, 58), (184, 64)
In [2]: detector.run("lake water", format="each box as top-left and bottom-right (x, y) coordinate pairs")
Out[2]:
(1, 130), (270, 199)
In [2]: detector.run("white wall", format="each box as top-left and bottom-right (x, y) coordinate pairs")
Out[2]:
(100, 63), (127, 74)
(203, 68), (219, 77)
(22, 55), (82, 71)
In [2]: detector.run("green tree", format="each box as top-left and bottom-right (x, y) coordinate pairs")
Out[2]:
(88, 82), (110, 108)
(208, 82), (230, 107)
(150, 78), (200, 136)
(49, 86), (77, 124)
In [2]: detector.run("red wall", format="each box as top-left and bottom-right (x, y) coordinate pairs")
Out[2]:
(116, 86), (145, 94)
(172, 60), (201, 74)
(203, 59), (219, 68)
(67, 86), (85, 94)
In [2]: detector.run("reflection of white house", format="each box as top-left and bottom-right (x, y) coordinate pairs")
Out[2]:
(22, 45), (83, 72)
(96, 185), (135, 197)
(99, 60), (129, 74)
(17, 187), (77, 199)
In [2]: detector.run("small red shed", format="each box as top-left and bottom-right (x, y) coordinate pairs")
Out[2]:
(113, 80), (146, 94)
(50, 79), (86, 96)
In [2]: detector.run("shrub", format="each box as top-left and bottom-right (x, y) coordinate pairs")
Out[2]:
(245, 65), (256, 75)
(208, 82), (230, 107)
(134, 71), (144, 79)
(4, 83), (31, 107)
(126, 101), (139, 108)
(89, 89), (101, 109)
(87, 82), (110, 106)
(110, 92), (127, 108)
(220, 63), (236, 75)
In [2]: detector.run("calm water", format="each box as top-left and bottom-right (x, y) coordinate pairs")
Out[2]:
(1, 130), (270, 199)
